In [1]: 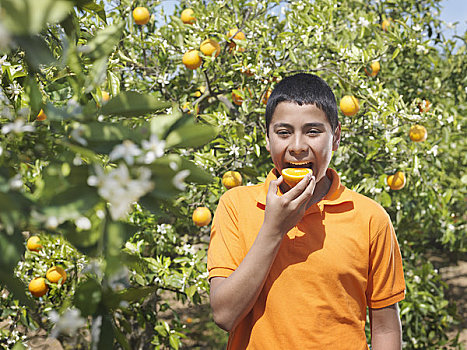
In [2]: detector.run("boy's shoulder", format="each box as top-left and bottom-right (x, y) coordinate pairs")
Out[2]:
(341, 186), (392, 227)
(219, 183), (265, 206)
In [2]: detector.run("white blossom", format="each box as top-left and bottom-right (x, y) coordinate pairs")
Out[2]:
(1, 119), (35, 134)
(0, 24), (11, 50)
(45, 216), (59, 229)
(8, 174), (22, 190)
(109, 140), (142, 165)
(229, 145), (240, 157)
(75, 216), (92, 230)
(71, 125), (87, 146)
(141, 134), (166, 163)
(88, 164), (153, 220)
(172, 169), (190, 191)
(358, 17), (369, 27)
(49, 308), (86, 338)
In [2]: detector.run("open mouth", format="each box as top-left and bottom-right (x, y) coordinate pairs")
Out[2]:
(286, 161), (313, 169)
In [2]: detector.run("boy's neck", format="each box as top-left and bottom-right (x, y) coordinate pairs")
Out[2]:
(308, 172), (332, 207)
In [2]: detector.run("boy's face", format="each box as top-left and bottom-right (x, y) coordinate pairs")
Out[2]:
(266, 102), (341, 189)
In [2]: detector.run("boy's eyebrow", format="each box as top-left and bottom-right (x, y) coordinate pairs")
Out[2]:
(273, 122), (326, 129)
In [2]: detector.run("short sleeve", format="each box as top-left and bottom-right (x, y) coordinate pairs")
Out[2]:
(366, 217), (406, 309)
(207, 193), (245, 280)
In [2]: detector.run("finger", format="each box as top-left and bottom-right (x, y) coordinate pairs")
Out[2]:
(283, 173), (313, 199)
(267, 176), (282, 198)
(293, 175), (316, 206)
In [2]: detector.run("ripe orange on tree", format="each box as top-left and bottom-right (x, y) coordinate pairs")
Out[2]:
(36, 109), (47, 121)
(192, 207), (212, 227)
(200, 38), (221, 57)
(27, 236), (42, 252)
(181, 8), (195, 24)
(133, 7), (150, 25)
(227, 28), (246, 52)
(409, 125), (428, 142)
(418, 99), (431, 113)
(387, 171), (406, 190)
(262, 88), (272, 105)
(232, 88), (252, 106)
(46, 266), (67, 284)
(101, 91), (110, 102)
(29, 277), (48, 297)
(382, 18), (391, 31)
(339, 95), (360, 116)
(182, 50), (202, 70)
(194, 86), (206, 97)
(222, 171), (243, 189)
(282, 168), (313, 188)
(364, 61), (380, 77)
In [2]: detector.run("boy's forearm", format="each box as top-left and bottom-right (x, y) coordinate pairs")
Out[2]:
(370, 304), (402, 350)
(209, 225), (283, 332)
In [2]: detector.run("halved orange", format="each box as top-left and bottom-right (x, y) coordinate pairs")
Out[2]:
(281, 168), (313, 188)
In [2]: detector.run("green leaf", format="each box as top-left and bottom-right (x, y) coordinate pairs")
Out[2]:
(83, 22), (124, 60)
(100, 91), (171, 117)
(166, 123), (218, 148)
(0, 270), (35, 308)
(14, 35), (56, 69)
(169, 334), (180, 350)
(392, 47), (401, 60)
(1, 0), (73, 35)
(76, 0), (107, 23)
(96, 314), (115, 350)
(41, 186), (100, 221)
(116, 286), (158, 303)
(0, 232), (24, 271)
(74, 278), (102, 317)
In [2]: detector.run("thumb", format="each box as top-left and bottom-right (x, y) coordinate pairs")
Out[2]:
(267, 175), (283, 197)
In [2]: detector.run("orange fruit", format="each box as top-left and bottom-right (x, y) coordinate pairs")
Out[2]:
(194, 86), (206, 97)
(232, 88), (252, 106)
(387, 171), (406, 190)
(339, 95), (360, 116)
(133, 7), (150, 25)
(200, 38), (221, 58)
(36, 109), (47, 121)
(409, 125), (427, 142)
(182, 50), (202, 70)
(46, 266), (67, 284)
(222, 171), (243, 189)
(262, 88), (272, 105)
(29, 277), (48, 297)
(101, 91), (110, 102)
(181, 8), (195, 24)
(186, 317), (193, 324)
(418, 99), (431, 113)
(192, 207), (212, 227)
(382, 18), (391, 31)
(227, 28), (246, 52)
(281, 168), (313, 188)
(27, 236), (42, 252)
(364, 61), (380, 77)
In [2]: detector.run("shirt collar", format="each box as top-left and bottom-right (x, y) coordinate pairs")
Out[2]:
(256, 168), (353, 208)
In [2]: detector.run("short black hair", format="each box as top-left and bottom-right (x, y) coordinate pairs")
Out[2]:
(265, 73), (338, 134)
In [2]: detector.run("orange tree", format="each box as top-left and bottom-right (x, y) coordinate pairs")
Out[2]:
(0, 0), (465, 348)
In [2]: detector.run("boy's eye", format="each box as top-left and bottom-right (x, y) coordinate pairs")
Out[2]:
(277, 130), (291, 136)
(307, 129), (320, 135)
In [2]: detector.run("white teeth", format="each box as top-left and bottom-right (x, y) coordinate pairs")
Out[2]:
(289, 161), (312, 165)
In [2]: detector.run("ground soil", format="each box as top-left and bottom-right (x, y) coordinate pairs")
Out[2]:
(439, 259), (467, 348)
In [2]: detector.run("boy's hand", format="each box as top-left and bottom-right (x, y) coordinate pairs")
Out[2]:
(263, 173), (315, 237)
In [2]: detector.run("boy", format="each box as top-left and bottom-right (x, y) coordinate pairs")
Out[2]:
(208, 73), (405, 349)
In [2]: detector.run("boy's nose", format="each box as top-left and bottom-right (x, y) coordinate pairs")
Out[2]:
(289, 135), (308, 155)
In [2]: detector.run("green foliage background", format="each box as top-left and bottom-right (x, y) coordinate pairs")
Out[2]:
(0, 0), (465, 348)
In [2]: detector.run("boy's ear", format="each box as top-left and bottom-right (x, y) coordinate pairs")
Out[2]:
(266, 134), (270, 152)
(332, 122), (341, 151)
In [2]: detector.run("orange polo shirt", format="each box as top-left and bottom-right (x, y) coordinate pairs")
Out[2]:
(208, 168), (405, 350)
